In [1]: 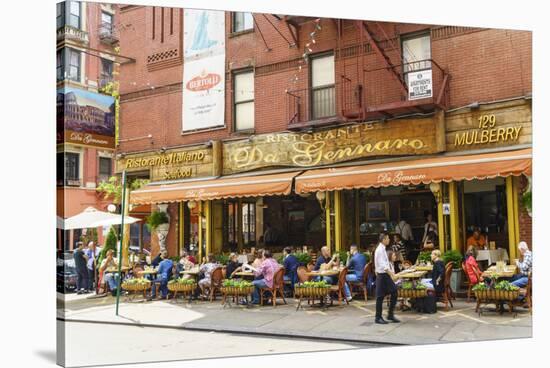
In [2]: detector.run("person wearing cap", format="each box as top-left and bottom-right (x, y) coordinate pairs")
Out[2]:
(511, 242), (532, 288)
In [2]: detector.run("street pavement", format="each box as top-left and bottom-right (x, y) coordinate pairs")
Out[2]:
(60, 320), (372, 367)
(59, 292), (532, 346)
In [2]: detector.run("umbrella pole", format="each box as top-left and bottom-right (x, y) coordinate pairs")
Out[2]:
(115, 170), (127, 316)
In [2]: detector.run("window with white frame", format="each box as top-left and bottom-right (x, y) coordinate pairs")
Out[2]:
(68, 1), (81, 29)
(402, 33), (431, 74)
(67, 48), (81, 82)
(232, 12), (254, 33)
(234, 70), (254, 131)
(311, 53), (335, 119)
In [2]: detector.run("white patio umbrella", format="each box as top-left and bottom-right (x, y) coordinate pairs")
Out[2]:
(62, 206), (141, 230)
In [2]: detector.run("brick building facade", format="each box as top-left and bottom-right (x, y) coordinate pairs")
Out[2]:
(116, 5), (532, 260)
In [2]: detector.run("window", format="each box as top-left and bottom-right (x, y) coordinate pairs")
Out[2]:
(232, 12), (254, 33)
(68, 1), (81, 29)
(56, 49), (64, 82)
(311, 53), (335, 119)
(100, 59), (113, 88)
(402, 33), (431, 74)
(56, 2), (65, 29)
(98, 157), (112, 183)
(242, 202), (256, 246)
(56, 152), (64, 185)
(65, 152), (80, 185)
(233, 70), (254, 131)
(101, 12), (113, 31)
(67, 49), (81, 82)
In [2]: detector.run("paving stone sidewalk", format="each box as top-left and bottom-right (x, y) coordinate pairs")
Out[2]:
(59, 293), (532, 346)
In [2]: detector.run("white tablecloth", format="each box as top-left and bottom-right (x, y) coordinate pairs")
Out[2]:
(476, 249), (509, 264)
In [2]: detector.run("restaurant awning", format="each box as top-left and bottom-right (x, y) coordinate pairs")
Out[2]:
(131, 171), (301, 205)
(295, 148), (532, 193)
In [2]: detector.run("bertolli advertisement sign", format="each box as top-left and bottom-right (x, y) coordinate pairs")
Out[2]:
(182, 9), (225, 131)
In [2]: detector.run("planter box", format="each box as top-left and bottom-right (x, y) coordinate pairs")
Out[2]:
(474, 289), (520, 301)
(221, 286), (255, 296)
(122, 281), (151, 291)
(295, 286), (330, 298)
(167, 282), (196, 293)
(450, 268), (462, 293)
(398, 289), (428, 299)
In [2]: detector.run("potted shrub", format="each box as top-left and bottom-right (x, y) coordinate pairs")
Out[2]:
(215, 254), (230, 266)
(295, 252), (312, 267)
(443, 249), (463, 293)
(167, 278), (196, 293)
(146, 210), (170, 251)
(417, 251), (432, 264)
(473, 280), (520, 313)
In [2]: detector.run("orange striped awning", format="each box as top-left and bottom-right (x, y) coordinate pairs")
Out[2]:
(295, 148), (532, 194)
(131, 171), (301, 205)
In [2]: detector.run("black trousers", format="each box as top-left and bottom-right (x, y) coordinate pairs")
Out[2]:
(375, 273), (398, 318)
(76, 268), (89, 291)
(88, 268), (95, 291)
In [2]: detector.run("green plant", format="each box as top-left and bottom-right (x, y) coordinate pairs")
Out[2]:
(443, 249), (463, 269)
(222, 279), (253, 288)
(472, 282), (488, 291)
(400, 281), (413, 290)
(277, 255), (284, 264)
(494, 280), (519, 291)
(145, 211), (169, 231)
(295, 252), (312, 266)
(337, 251), (348, 264)
(417, 251), (432, 264)
(97, 176), (149, 204)
(295, 280), (330, 288)
(168, 278), (196, 285)
(80, 228), (98, 247)
(124, 278), (151, 286)
(522, 190), (532, 214)
(215, 254), (230, 265)
(170, 256), (180, 263)
(97, 227), (118, 267)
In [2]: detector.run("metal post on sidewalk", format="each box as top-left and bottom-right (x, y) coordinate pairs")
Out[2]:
(115, 170), (127, 316)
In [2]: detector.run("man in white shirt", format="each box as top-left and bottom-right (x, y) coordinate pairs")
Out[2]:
(395, 219), (413, 242)
(374, 231), (400, 324)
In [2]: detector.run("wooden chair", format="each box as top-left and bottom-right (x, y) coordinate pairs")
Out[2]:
(209, 267), (224, 302)
(260, 267), (287, 306)
(330, 267), (350, 306)
(462, 262), (474, 302)
(436, 263), (454, 311)
(349, 262), (372, 301)
(221, 266), (227, 279)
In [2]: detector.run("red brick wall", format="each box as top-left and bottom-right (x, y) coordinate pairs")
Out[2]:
(117, 7), (532, 154)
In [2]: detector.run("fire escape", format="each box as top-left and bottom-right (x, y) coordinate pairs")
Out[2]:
(283, 17), (450, 128)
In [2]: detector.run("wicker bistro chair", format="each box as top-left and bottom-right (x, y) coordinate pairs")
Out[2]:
(295, 266), (314, 304)
(461, 262), (474, 302)
(260, 267), (287, 307)
(209, 267), (224, 302)
(436, 263), (454, 311)
(349, 262), (372, 301)
(330, 267), (350, 306)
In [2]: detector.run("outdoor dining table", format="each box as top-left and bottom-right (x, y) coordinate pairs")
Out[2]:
(482, 264), (517, 279)
(180, 269), (200, 277)
(105, 266), (130, 274)
(232, 271), (255, 279)
(304, 269), (341, 279)
(395, 269), (428, 279)
(414, 265), (433, 272)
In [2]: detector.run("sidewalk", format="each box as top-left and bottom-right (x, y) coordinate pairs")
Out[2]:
(58, 293), (532, 346)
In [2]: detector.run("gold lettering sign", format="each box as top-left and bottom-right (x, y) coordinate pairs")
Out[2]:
(116, 147), (214, 181)
(223, 118), (441, 175)
(453, 114), (523, 147)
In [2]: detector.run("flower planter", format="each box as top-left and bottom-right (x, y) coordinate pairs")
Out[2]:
(167, 282), (196, 293)
(474, 289), (520, 301)
(294, 286), (330, 298)
(221, 286), (255, 296)
(122, 280), (151, 291)
(398, 289), (428, 299)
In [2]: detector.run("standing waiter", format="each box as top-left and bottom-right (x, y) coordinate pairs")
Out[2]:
(374, 231), (400, 324)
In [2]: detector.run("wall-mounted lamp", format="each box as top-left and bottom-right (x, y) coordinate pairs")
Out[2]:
(107, 204), (117, 213)
(316, 191), (327, 210)
(187, 200), (197, 210)
(429, 182), (442, 203)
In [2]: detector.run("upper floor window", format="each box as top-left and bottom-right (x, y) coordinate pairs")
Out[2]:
(310, 53), (335, 119)
(67, 48), (81, 82)
(56, 3), (65, 29)
(232, 12), (253, 33)
(101, 12), (113, 31)
(98, 157), (112, 183)
(233, 70), (255, 131)
(68, 1), (81, 29)
(65, 152), (80, 185)
(402, 33), (431, 74)
(56, 49), (64, 82)
(100, 59), (114, 88)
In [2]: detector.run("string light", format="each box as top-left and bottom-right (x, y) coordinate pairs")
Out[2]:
(290, 18), (323, 84)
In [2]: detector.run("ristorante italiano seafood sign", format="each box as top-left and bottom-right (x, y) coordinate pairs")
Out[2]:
(223, 117), (443, 174)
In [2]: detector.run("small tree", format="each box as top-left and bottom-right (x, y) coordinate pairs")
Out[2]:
(97, 226), (118, 267)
